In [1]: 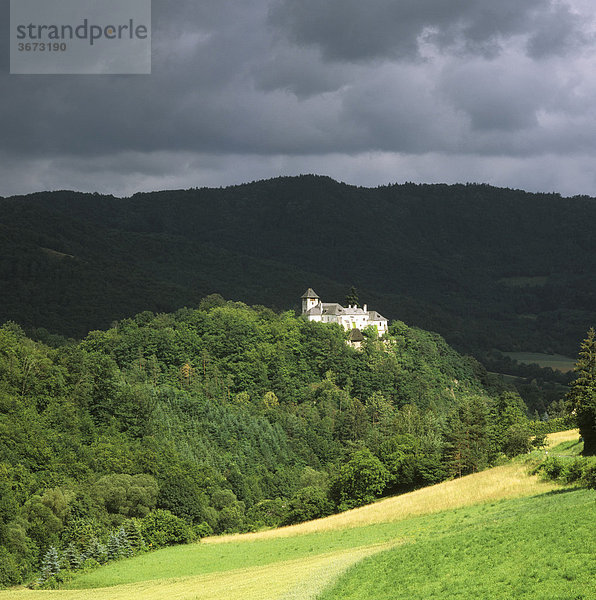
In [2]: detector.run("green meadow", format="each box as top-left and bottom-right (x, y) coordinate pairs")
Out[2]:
(1, 432), (593, 600)
(319, 489), (595, 600)
(502, 352), (576, 373)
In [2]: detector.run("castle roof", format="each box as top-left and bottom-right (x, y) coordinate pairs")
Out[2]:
(305, 304), (322, 316)
(322, 302), (367, 316)
(321, 303), (344, 315)
(301, 288), (320, 299)
(367, 310), (388, 322)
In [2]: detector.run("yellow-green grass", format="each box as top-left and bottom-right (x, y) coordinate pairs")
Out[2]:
(206, 462), (560, 544)
(544, 428), (580, 449)
(319, 489), (596, 600)
(0, 546), (388, 600)
(0, 431), (579, 600)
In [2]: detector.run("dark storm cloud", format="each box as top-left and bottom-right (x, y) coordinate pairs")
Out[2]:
(1, 0), (596, 197)
(268, 0), (580, 62)
(526, 1), (591, 58)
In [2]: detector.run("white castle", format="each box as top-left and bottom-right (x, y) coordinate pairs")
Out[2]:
(301, 288), (388, 335)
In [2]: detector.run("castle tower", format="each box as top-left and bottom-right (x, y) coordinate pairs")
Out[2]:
(301, 288), (320, 314)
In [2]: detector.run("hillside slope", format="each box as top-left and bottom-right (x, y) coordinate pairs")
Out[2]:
(1, 298), (556, 588)
(1, 176), (595, 355)
(1, 432), (591, 600)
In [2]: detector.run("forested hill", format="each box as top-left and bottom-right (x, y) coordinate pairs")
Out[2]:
(1, 176), (595, 356)
(0, 300), (546, 587)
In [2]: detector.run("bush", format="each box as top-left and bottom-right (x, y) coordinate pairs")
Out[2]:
(536, 455), (596, 488)
(216, 504), (245, 534)
(80, 558), (101, 572)
(192, 521), (213, 539)
(0, 547), (21, 588)
(580, 462), (596, 489)
(284, 486), (333, 525)
(560, 459), (585, 484)
(139, 510), (192, 548)
(247, 499), (289, 529)
(503, 424), (533, 457)
(332, 449), (389, 510)
(539, 456), (564, 480)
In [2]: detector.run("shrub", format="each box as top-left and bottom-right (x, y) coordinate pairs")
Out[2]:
(216, 504), (245, 534)
(539, 456), (564, 480)
(284, 486), (333, 525)
(580, 462), (596, 489)
(560, 459), (585, 484)
(332, 449), (389, 510)
(0, 547), (21, 588)
(247, 499), (289, 529)
(139, 509), (192, 548)
(80, 558), (100, 572)
(192, 521), (213, 539)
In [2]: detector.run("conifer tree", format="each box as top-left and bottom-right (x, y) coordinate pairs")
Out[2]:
(38, 546), (60, 586)
(106, 532), (122, 561)
(62, 543), (82, 570)
(567, 328), (596, 455)
(345, 286), (360, 308)
(123, 519), (144, 551)
(83, 537), (107, 564)
(116, 527), (133, 557)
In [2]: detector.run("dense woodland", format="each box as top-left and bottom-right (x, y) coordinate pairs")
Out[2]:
(1, 176), (594, 587)
(1, 298), (573, 588)
(1, 176), (595, 358)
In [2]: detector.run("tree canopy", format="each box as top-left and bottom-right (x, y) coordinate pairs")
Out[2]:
(0, 300), (555, 587)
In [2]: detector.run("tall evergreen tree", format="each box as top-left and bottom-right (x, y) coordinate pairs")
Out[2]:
(345, 286), (360, 308)
(567, 328), (596, 455)
(62, 543), (82, 570)
(444, 396), (489, 477)
(106, 532), (122, 561)
(116, 527), (133, 558)
(38, 546), (60, 586)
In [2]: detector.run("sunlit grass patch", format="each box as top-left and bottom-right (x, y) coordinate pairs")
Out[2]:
(544, 429), (580, 449)
(0, 546), (388, 600)
(318, 489), (596, 600)
(206, 462), (558, 544)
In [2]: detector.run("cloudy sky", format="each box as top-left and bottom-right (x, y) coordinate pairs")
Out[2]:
(3, 0), (596, 197)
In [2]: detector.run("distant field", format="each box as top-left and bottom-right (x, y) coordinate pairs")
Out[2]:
(502, 351), (576, 372)
(499, 276), (549, 287)
(0, 431), (586, 600)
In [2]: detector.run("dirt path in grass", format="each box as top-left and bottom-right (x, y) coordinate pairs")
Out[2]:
(0, 544), (393, 600)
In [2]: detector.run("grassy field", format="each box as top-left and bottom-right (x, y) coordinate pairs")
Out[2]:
(1, 430), (591, 600)
(499, 276), (549, 288)
(318, 489), (595, 600)
(501, 351), (576, 373)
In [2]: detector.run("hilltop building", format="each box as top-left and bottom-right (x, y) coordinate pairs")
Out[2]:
(301, 288), (388, 336)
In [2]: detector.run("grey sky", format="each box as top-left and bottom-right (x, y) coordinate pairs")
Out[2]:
(2, 0), (596, 197)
